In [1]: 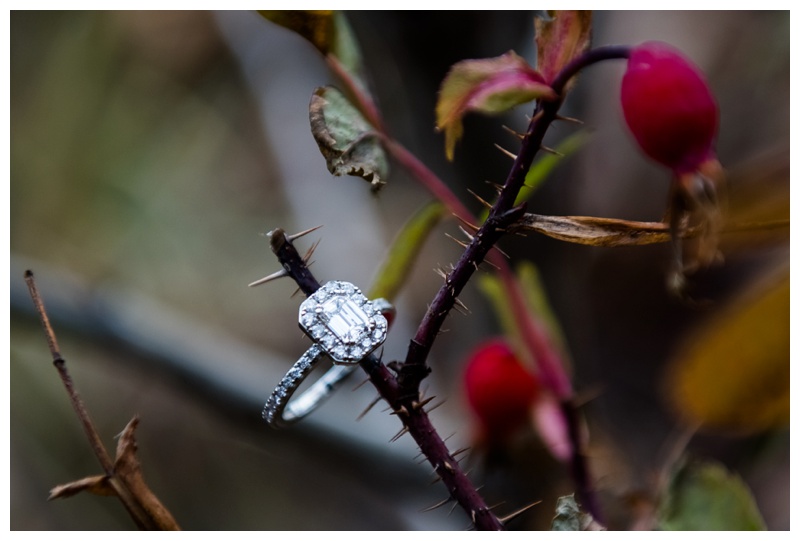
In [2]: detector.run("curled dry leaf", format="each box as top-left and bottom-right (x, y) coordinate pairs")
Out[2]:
(309, 86), (388, 191)
(516, 214), (672, 246)
(435, 51), (556, 161)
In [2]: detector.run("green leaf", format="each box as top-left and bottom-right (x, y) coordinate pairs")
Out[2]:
(368, 201), (445, 302)
(309, 86), (388, 191)
(665, 268), (789, 434)
(435, 51), (556, 161)
(535, 10), (593, 86)
(658, 460), (766, 530)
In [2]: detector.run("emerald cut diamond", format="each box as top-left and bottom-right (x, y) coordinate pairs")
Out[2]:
(299, 281), (388, 364)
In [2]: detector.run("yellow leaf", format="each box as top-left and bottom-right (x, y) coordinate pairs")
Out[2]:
(665, 268), (789, 433)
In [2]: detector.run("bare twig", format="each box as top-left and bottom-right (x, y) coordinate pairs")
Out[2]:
(24, 270), (180, 531)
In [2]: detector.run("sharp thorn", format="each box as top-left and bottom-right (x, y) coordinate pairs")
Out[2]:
(302, 238), (322, 263)
(447, 501), (460, 516)
(420, 497), (454, 512)
(453, 213), (480, 232)
(454, 297), (470, 313)
(352, 377), (371, 391)
(494, 143), (518, 160)
(389, 405), (409, 417)
(425, 399), (446, 414)
(481, 258), (500, 270)
(390, 426), (410, 443)
(434, 267), (449, 281)
(487, 501), (506, 512)
(467, 189), (493, 209)
(356, 396), (382, 421)
(541, 145), (564, 157)
(491, 244), (510, 259)
(428, 474), (443, 486)
(248, 268), (288, 287)
(290, 286), (302, 298)
(458, 225), (475, 242)
(286, 224), (324, 242)
(487, 181), (504, 194)
(452, 447), (470, 458)
(499, 501), (541, 524)
(501, 124), (525, 140)
(413, 396), (436, 410)
(444, 232), (469, 249)
(555, 113), (584, 125)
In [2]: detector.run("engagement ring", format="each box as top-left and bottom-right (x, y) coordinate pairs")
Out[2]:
(263, 281), (392, 428)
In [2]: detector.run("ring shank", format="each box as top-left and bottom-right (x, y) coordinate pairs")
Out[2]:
(262, 344), (360, 428)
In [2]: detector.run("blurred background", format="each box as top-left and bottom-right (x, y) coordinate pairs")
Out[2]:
(10, 11), (789, 530)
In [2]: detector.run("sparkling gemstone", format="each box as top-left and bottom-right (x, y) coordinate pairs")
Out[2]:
(320, 296), (371, 344)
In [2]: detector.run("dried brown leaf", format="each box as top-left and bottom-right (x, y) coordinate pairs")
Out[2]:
(517, 214), (671, 246)
(113, 417), (181, 531)
(49, 474), (115, 500)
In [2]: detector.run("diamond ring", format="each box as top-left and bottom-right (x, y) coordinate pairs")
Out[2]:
(263, 281), (393, 428)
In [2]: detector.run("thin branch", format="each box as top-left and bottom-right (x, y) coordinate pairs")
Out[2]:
(24, 270), (115, 474)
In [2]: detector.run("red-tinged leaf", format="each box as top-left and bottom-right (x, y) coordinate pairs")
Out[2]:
(535, 11), (593, 85)
(436, 51), (556, 160)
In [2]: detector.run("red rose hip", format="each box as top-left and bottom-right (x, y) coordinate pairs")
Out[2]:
(463, 338), (539, 445)
(620, 41), (719, 174)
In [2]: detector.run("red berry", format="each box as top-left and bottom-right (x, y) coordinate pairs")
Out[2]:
(463, 339), (539, 445)
(621, 41), (718, 173)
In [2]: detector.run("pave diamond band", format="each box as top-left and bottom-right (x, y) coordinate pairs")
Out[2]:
(263, 281), (393, 428)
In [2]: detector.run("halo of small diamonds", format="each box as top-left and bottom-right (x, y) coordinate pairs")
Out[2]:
(298, 281), (388, 364)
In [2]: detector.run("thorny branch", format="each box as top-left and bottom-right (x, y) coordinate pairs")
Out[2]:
(268, 229), (506, 531)
(324, 45), (632, 523)
(401, 45), (632, 388)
